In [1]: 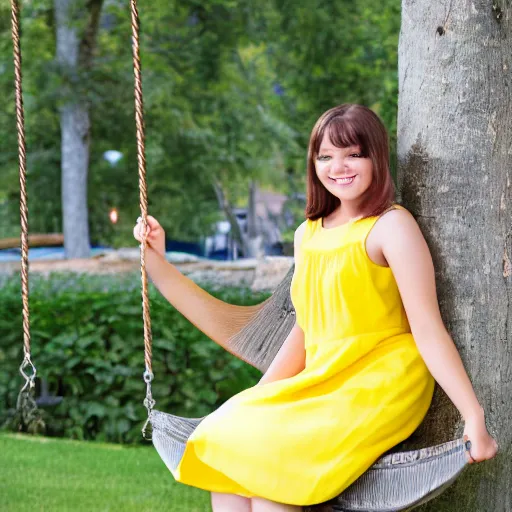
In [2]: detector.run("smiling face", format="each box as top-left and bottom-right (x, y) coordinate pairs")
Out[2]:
(314, 130), (373, 206)
(305, 104), (396, 221)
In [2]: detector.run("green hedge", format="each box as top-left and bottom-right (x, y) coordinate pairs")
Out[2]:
(0, 272), (267, 443)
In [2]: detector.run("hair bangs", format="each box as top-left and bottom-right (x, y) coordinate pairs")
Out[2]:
(313, 114), (368, 157)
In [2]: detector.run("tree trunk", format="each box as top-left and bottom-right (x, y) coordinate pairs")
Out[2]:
(398, 1), (511, 510)
(246, 180), (264, 258)
(212, 179), (264, 259)
(54, 0), (103, 259)
(59, 101), (91, 259)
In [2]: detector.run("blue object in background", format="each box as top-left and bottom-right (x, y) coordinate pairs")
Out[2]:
(0, 245), (111, 262)
(273, 83), (285, 96)
(165, 239), (204, 257)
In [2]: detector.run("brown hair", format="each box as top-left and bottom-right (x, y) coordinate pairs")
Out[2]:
(305, 104), (395, 220)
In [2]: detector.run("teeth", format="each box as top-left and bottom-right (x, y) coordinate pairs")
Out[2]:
(330, 176), (355, 184)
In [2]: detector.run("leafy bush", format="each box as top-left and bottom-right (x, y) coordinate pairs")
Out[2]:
(0, 272), (267, 443)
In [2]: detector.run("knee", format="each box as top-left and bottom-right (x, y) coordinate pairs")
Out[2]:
(211, 492), (251, 512)
(251, 496), (303, 511)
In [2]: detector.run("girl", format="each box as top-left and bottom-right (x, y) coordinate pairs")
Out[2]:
(134, 104), (498, 512)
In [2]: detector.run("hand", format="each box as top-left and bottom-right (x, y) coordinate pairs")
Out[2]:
(133, 215), (166, 257)
(463, 414), (498, 464)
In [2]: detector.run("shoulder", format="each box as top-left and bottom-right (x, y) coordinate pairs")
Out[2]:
(373, 205), (420, 238)
(374, 206), (430, 264)
(294, 220), (311, 259)
(294, 220), (308, 248)
(367, 206), (427, 262)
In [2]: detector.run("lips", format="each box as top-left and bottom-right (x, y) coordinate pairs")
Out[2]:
(329, 175), (356, 185)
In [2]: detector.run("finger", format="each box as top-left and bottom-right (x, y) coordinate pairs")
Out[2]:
(147, 216), (159, 228)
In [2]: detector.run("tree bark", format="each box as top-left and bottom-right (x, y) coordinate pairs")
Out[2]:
(54, 0), (103, 259)
(398, 1), (511, 510)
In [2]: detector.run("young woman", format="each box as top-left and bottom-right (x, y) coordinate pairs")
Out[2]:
(134, 104), (498, 512)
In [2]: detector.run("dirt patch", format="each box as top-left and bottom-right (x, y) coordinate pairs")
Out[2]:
(0, 258), (141, 276)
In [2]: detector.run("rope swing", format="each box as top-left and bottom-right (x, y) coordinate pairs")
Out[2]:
(10, 0), (45, 434)
(8, 0), (472, 509)
(129, 0), (155, 439)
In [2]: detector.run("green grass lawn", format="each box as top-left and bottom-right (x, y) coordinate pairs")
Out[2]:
(0, 433), (211, 512)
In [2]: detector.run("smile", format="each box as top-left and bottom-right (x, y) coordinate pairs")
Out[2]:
(329, 175), (356, 185)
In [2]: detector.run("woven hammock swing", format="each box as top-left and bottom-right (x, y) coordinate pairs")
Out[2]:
(10, 0), (470, 509)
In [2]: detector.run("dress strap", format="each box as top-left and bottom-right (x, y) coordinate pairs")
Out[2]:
(381, 203), (406, 216)
(354, 203), (406, 243)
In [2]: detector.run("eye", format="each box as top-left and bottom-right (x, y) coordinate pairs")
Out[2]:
(350, 153), (362, 158)
(316, 154), (331, 161)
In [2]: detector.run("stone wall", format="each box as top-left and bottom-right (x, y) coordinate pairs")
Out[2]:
(0, 251), (295, 293)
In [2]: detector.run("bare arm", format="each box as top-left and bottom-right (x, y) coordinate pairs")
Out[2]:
(258, 321), (305, 384)
(380, 209), (497, 462)
(259, 220), (308, 385)
(142, 248), (261, 354)
(135, 216), (308, 380)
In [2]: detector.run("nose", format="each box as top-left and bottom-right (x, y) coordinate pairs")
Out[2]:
(330, 155), (350, 174)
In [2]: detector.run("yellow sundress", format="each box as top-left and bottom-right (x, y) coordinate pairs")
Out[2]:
(172, 205), (435, 506)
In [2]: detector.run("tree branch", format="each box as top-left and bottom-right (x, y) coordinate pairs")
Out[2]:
(79, 0), (104, 69)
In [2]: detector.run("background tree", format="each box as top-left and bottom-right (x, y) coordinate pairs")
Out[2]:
(55, 0), (104, 258)
(397, 1), (510, 510)
(0, 0), (402, 253)
(0, 1), (61, 238)
(265, 0), (400, 160)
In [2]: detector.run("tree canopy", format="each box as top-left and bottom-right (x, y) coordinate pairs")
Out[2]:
(0, 0), (400, 246)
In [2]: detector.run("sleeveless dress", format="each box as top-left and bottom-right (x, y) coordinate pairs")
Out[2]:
(171, 205), (435, 506)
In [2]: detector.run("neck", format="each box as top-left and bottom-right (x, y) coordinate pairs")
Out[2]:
(333, 199), (366, 221)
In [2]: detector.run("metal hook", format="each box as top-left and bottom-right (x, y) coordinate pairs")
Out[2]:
(141, 415), (152, 441)
(19, 355), (36, 394)
(141, 370), (155, 441)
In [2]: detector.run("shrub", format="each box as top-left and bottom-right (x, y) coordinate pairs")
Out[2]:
(0, 272), (267, 443)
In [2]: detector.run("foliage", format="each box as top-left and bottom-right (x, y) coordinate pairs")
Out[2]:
(0, 0), (61, 238)
(265, 0), (401, 175)
(0, 0), (401, 244)
(0, 273), (266, 443)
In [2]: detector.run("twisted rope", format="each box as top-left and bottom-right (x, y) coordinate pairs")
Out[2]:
(11, 0), (35, 384)
(10, 0), (43, 433)
(11, 0), (30, 364)
(130, 0), (155, 431)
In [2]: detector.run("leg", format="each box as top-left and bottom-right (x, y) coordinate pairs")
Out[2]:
(252, 497), (302, 512)
(211, 492), (251, 512)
